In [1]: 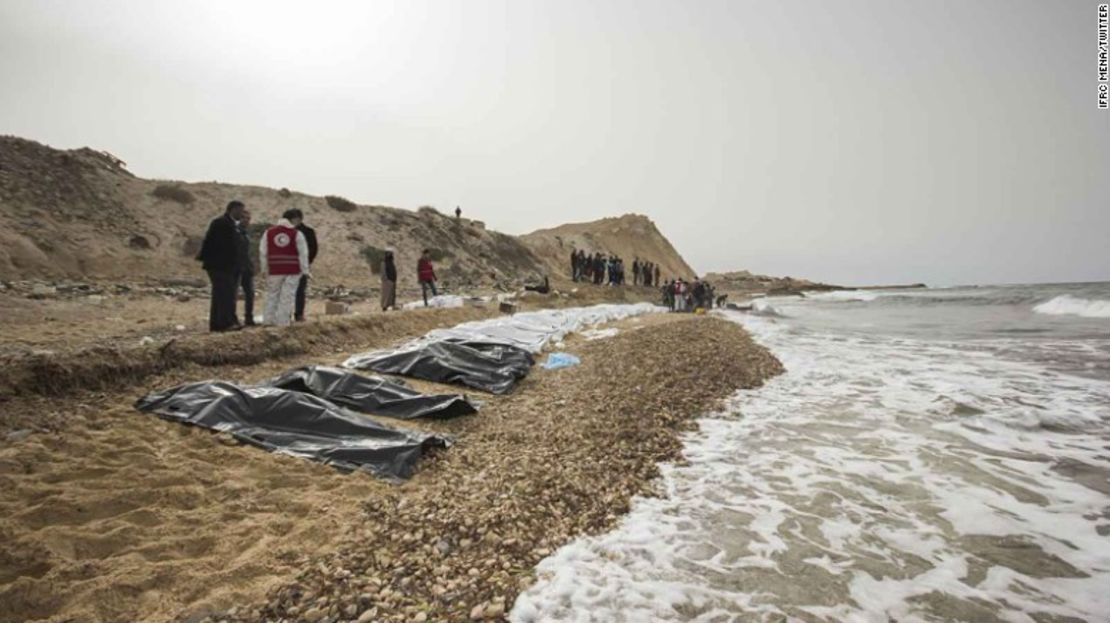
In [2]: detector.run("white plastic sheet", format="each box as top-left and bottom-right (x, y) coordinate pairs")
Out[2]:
(403, 295), (466, 310)
(343, 302), (661, 369)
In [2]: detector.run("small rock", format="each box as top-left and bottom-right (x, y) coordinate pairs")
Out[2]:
(302, 606), (325, 622)
(357, 608), (377, 623)
(470, 604), (486, 620)
(175, 324), (187, 332)
(139, 336), (155, 346)
(6, 429), (32, 443)
(485, 602), (505, 619)
(413, 613), (428, 623)
(434, 539), (452, 556)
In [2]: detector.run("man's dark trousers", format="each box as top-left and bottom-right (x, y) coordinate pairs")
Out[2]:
(207, 269), (238, 331)
(294, 275), (309, 321)
(240, 270), (255, 325)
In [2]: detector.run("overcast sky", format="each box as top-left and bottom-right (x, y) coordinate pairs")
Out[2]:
(1, 0), (1106, 285)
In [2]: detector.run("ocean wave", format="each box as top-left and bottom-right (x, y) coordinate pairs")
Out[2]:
(750, 300), (785, 317)
(1033, 295), (1110, 318)
(806, 290), (880, 302)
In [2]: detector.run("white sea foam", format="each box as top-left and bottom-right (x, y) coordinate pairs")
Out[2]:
(513, 310), (1110, 622)
(749, 299), (784, 317)
(805, 289), (880, 302)
(1033, 295), (1110, 318)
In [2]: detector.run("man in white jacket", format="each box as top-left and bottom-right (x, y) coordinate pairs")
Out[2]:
(260, 209), (311, 326)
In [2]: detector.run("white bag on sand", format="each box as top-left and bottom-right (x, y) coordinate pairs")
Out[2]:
(403, 295), (465, 310)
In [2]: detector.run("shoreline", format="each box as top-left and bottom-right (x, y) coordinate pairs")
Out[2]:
(0, 305), (782, 622)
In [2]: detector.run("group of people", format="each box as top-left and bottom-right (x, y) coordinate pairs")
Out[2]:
(379, 248), (439, 312)
(201, 200), (730, 333)
(662, 277), (718, 313)
(197, 201), (318, 331)
(198, 201), (443, 332)
(570, 249), (661, 287)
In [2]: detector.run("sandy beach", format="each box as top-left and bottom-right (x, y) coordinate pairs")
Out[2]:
(0, 293), (781, 623)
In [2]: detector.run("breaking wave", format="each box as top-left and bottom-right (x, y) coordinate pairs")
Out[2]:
(1033, 295), (1110, 318)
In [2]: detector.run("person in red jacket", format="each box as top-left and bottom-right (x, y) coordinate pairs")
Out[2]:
(260, 209), (310, 326)
(417, 249), (438, 306)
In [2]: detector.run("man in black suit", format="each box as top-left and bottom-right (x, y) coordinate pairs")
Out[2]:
(197, 200), (246, 332)
(293, 212), (318, 322)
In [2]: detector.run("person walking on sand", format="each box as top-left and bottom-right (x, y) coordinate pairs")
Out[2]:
(418, 249), (438, 306)
(260, 209), (310, 326)
(380, 250), (397, 311)
(293, 212), (318, 322)
(196, 200), (246, 332)
(235, 208), (257, 326)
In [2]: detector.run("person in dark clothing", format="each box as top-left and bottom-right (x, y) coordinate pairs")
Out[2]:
(570, 248), (579, 282)
(381, 250), (397, 311)
(236, 208), (256, 326)
(654, 264), (661, 288)
(293, 216), (318, 322)
(197, 200), (246, 332)
(632, 259), (641, 285)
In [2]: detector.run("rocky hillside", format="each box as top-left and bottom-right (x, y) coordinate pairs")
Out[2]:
(702, 270), (842, 295)
(520, 214), (696, 283)
(0, 136), (551, 289)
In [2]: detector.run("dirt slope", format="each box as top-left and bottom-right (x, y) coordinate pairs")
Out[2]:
(0, 136), (545, 289)
(519, 213), (697, 282)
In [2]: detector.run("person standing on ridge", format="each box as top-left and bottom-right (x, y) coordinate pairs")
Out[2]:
(196, 200), (245, 332)
(235, 208), (256, 326)
(293, 212), (318, 322)
(654, 264), (661, 289)
(570, 247), (579, 282)
(455, 206), (462, 220)
(418, 249), (438, 305)
(632, 258), (641, 286)
(381, 250), (397, 311)
(260, 209), (310, 326)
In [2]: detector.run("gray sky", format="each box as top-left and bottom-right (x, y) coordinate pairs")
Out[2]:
(1, 0), (1107, 286)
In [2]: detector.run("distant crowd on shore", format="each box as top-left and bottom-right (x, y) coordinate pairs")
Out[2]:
(662, 277), (723, 313)
(570, 249), (661, 287)
(195, 201), (723, 333)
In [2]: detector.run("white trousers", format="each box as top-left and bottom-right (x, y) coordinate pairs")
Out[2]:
(264, 274), (301, 326)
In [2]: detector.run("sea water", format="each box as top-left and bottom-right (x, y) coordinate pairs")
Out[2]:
(512, 282), (1110, 622)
